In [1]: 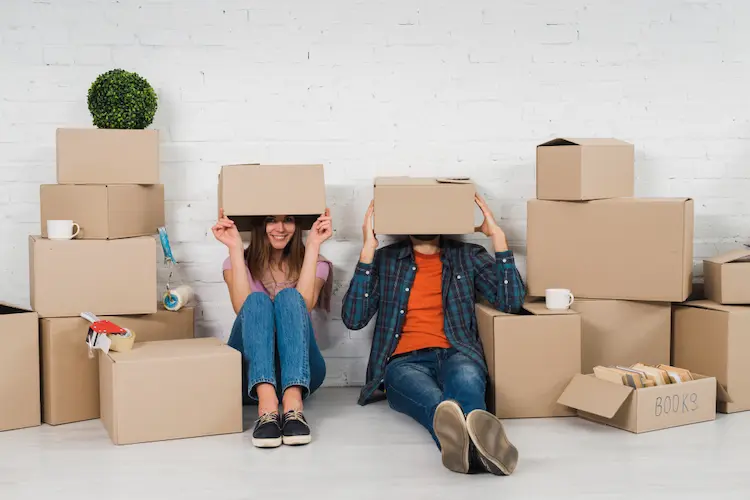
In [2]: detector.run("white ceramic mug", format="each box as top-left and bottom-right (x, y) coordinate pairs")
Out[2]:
(545, 288), (574, 310)
(47, 220), (81, 240)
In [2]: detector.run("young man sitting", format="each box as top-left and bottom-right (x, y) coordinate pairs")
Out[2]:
(341, 194), (526, 475)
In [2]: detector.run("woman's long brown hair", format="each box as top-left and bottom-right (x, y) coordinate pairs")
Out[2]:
(243, 218), (306, 285)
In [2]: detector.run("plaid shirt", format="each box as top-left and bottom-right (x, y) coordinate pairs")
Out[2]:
(342, 237), (526, 406)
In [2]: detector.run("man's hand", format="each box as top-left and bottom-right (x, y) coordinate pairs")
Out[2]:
(360, 200), (379, 264)
(474, 194), (509, 252)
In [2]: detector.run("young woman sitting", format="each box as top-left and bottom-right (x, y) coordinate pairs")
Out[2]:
(212, 208), (333, 448)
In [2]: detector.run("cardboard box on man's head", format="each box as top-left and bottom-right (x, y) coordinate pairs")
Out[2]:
(703, 249), (750, 304)
(218, 164), (326, 232)
(373, 177), (476, 235)
(536, 138), (634, 201)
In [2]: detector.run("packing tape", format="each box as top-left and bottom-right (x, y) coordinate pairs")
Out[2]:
(109, 330), (135, 352)
(163, 285), (194, 312)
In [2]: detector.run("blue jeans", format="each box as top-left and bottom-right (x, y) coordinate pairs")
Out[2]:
(384, 347), (487, 447)
(227, 288), (326, 404)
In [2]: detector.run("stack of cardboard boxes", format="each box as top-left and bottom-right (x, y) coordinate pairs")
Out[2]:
(0, 128), (245, 445)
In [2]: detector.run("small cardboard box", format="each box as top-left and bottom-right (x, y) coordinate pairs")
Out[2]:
(703, 249), (750, 304)
(40, 184), (165, 240)
(56, 128), (160, 185)
(527, 198), (694, 302)
(557, 372), (726, 433)
(536, 138), (634, 201)
(476, 302), (581, 418)
(29, 235), (157, 318)
(571, 299), (671, 374)
(218, 164), (326, 231)
(673, 300), (749, 414)
(41, 306), (195, 425)
(99, 337), (243, 445)
(0, 303), (40, 432)
(374, 177), (476, 235)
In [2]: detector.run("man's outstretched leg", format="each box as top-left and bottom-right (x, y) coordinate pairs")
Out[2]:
(441, 350), (519, 476)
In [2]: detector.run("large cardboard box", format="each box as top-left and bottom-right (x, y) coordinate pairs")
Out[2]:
(41, 306), (195, 425)
(571, 299), (671, 373)
(673, 300), (749, 414)
(0, 303), (40, 432)
(703, 249), (750, 304)
(374, 177), (476, 235)
(29, 235), (157, 318)
(99, 337), (242, 445)
(536, 138), (634, 201)
(218, 164), (326, 231)
(56, 128), (159, 185)
(527, 198), (694, 302)
(476, 302), (581, 418)
(557, 372), (724, 433)
(40, 184), (165, 240)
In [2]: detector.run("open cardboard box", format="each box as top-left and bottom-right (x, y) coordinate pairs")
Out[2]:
(557, 371), (730, 433)
(703, 249), (750, 304)
(477, 301), (581, 418)
(218, 164), (326, 231)
(536, 138), (634, 201)
(373, 177), (476, 235)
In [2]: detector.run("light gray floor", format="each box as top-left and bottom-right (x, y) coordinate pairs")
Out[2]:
(1, 388), (749, 500)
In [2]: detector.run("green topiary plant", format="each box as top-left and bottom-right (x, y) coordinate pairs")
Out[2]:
(87, 69), (158, 129)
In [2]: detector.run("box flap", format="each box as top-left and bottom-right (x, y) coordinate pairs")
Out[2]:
(523, 301), (578, 316)
(704, 249), (750, 264)
(679, 300), (750, 315)
(0, 302), (33, 314)
(475, 303), (509, 318)
(538, 138), (631, 147)
(436, 177), (473, 184)
(717, 382), (733, 404)
(557, 374), (632, 418)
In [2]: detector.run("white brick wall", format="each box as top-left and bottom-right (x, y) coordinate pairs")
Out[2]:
(1, 0), (748, 386)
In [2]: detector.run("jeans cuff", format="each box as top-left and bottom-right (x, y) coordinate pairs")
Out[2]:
(248, 377), (277, 401)
(282, 379), (311, 399)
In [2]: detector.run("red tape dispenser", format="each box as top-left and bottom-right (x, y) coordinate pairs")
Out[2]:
(81, 312), (136, 358)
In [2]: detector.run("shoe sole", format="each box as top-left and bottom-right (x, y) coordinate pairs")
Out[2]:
(466, 410), (518, 476)
(252, 436), (282, 448)
(282, 434), (312, 446)
(433, 400), (470, 474)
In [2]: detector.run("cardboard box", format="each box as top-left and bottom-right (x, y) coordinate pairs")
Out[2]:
(571, 299), (671, 373)
(476, 302), (581, 418)
(41, 306), (195, 425)
(40, 184), (165, 240)
(557, 372), (725, 433)
(29, 235), (157, 318)
(99, 337), (242, 445)
(374, 177), (476, 235)
(703, 249), (750, 304)
(536, 138), (634, 201)
(527, 198), (694, 302)
(0, 303), (40, 432)
(218, 164), (326, 231)
(56, 128), (159, 185)
(673, 300), (749, 413)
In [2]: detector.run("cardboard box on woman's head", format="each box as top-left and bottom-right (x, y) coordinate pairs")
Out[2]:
(218, 164), (327, 232)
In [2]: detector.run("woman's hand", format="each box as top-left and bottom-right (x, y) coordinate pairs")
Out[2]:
(212, 208), (243, 251)
(306, 208), (333, 249)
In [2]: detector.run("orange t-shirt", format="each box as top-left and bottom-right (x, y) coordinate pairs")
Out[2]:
(392, 250), (451, 356)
